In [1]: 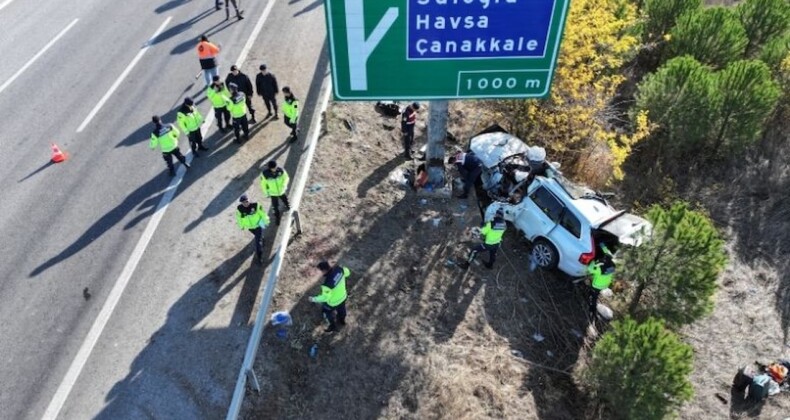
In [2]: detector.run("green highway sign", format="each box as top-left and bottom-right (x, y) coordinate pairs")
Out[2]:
(325, 0), (571, 100)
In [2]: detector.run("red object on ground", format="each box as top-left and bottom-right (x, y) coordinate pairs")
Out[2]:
(51, 143), (67, 163)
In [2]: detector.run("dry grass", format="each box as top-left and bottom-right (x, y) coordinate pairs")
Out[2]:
(240, 95), (790, 419)
(240, 102), (601, 419)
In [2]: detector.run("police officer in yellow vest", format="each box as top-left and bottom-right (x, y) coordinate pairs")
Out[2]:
(309, 261), (349, 333)
(207, 75), (232, 132)
(466, 208), (507, 269)
(235, 194), (270, 263)
(281, 86), (299, 141)
(260, 160), (291, 225)
(226, 83), (250, 143)
(587, 244), (615, 317)
(150, 115), (190, 176)
(177, 97), (208, 157)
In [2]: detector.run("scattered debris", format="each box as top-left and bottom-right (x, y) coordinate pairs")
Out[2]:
(570, 329), (583, 339)
(419, 198), (428, 205)
(510, 349), (524, 359)
(343, 118), (356, 132)
(546, 350), (554, 358)
(374, 101), (401, 117)
(307, 183), (323, 194)
(444, 259), (456, 267)
(532, 333), (545, 343)
(309, 344), (318, 359)
(432, 217), (441, 227)
(715, 393), (728, 404)
(388, 168), (409, 186)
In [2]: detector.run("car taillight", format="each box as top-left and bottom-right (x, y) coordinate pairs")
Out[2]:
(579, 237), (596, 265)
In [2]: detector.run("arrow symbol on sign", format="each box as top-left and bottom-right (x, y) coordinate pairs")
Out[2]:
(345, 0), (398, 91)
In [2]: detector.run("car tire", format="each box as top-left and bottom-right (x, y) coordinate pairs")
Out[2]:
(531, 238), (559, 270)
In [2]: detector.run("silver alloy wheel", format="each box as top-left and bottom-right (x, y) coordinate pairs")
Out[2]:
(532, 243), (554, 267)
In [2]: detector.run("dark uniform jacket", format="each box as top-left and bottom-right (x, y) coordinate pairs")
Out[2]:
(226, 72), (254, 97)
(255, 72), (279, 98)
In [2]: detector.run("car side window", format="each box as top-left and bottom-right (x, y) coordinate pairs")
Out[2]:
(559, 210), (581, 238)
(529, 187), (564, 223)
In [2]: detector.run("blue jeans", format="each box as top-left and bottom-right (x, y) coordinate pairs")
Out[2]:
(203, 66), (219, 87)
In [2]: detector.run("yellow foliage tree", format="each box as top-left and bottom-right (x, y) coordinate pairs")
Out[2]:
(491, 0), (650, 186)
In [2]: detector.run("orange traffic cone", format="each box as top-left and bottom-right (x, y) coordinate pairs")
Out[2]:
(51, 143), (67, 163)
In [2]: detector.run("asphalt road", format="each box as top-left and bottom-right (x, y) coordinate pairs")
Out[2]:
(0, 0), (328, 418)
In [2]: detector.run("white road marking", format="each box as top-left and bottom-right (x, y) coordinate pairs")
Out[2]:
(0, 0), (19, 13)
(75, 17), (172, 133)
(0, 19), (78, 96)
(42, 1), (279, 418)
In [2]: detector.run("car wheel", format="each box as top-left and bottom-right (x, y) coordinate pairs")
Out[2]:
(531, 238), (559, 270)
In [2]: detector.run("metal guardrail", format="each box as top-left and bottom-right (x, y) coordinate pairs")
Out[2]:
(226, 78), (332, 420)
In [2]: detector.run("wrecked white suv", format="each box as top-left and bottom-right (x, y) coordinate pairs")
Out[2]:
(470, 128), (651, 278)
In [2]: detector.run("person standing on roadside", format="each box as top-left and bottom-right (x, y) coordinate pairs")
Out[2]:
(400, 102), (420, 159)
(196, 35), (220, 87)
(224, 0), (243, 20)
(281, 86), (299, 141)
(226, 65), (256, 124)
(206, 75), (232, 132)
(259, 160), (291, 225)
(176, 98), (209, 157)
(150, 115), (190, 177)
(255, 64), (279, 120)
(309, 261), (350, 333)
(235, 194), (269, 263)
(226, 83), (250, 143)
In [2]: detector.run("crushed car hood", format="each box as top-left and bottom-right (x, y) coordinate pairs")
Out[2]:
(469, 132), (529, 169)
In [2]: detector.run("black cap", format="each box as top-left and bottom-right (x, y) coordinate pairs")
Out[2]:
(282, 86), (291, 93)
(199, 35), (208, 42)
(184, 97), (194, 106)
(151, 115), (161, 124)
(259, 64), (267, 70)
(412, 102), (420, 109)
(212, 75), (220, 82)
(317, 261), (331, 271)
(267, 160), (277, 169)
(239, 194), (249, 203)
(230, 65), (238, 71)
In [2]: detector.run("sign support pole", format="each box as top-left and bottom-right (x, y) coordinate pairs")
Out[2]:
(426, 100), (449, 188)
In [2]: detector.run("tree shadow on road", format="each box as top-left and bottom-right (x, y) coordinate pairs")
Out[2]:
(94, 242), (273, 419)
(246, 192), (428, 418)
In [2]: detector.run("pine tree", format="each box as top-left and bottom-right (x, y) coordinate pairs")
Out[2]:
(712, 60), (781, 155)
(737, 0), (790, 57)
(633, 55), (718, 155)
(617, 202), (727, 327)
(668, 7), (748, 68)
(584, 317), (694, 420)
(642, 0), (701, 44)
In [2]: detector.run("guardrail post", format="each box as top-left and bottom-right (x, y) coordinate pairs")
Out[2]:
(246, 368), (261, 393)
(291, 210), (302, 235)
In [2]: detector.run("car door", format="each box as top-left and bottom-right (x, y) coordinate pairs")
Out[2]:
(516, 185), (564, 240)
